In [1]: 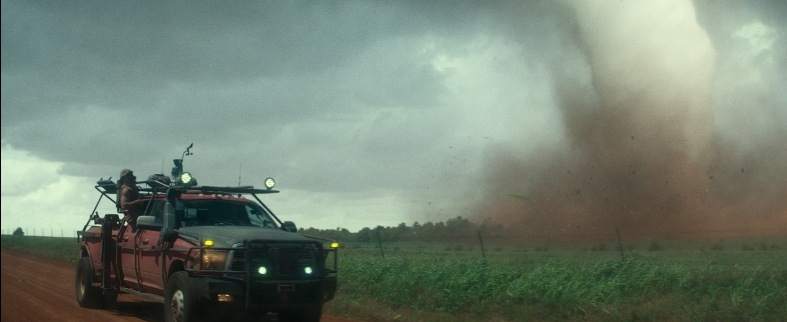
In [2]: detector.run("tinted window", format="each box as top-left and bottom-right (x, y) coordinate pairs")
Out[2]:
(179, 200), (278, 229)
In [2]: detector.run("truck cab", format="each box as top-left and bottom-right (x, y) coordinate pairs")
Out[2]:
(76, 162), (337, 322)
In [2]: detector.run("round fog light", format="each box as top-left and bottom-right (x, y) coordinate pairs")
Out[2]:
(304, 267), (313, 274)
(258, 266), (267, 275)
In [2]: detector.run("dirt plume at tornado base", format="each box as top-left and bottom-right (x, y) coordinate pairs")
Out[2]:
(478, 1), (787, 242)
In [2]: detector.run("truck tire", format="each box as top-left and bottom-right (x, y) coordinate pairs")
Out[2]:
(164, 271), (203, 322)
(278, 304), (322, 322)
(75, 257), (103, 308)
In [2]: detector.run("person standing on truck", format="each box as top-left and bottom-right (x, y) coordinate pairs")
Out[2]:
(118, 169), (145, 226)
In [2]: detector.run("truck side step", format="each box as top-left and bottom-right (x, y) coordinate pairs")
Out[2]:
(119, 287), (165, 303)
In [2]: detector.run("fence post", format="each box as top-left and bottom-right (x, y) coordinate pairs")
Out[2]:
(376, 228), (385, 259)
(478, 231), (486, 259)
(616, 227), (625, 261)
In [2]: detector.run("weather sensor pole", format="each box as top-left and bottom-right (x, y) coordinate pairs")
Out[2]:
(171, 143), (194, 179)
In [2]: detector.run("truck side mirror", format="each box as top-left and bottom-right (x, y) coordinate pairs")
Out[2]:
(281, 221), (297, 233)
(159, 202), (177, 245)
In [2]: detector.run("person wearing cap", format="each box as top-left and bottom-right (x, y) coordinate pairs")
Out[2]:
(118, 169), (146, 226)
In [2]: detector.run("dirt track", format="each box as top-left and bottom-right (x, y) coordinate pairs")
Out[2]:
(1, 250), (353, 322)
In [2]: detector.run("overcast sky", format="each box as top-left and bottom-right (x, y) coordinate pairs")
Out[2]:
(2, 0), (785, 236)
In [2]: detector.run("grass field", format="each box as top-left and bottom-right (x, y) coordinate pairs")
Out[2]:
(0, 235), (80, 263)
(3, 234), (786, 321)
(327, 237), (787, 322)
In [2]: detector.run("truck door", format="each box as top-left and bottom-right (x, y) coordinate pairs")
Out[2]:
(136, 200), (166, 295)
(118, 221), (140, 289)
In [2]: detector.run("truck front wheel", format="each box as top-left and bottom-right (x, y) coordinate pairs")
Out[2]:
(75, 257), (103, 308)
(164, 271), (203, 322)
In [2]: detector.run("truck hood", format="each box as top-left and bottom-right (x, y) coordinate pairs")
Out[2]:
(175, 226), (312, 247)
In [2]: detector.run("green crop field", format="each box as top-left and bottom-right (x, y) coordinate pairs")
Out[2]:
(3, 234), (785, 321)
(324, 237), (787, 322)
(1, 235), (80, 263)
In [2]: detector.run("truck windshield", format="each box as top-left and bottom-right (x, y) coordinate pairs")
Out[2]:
(179, 200), (279, 229)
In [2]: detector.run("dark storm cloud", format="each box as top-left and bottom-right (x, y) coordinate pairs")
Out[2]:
(1, 0), (501, 127)
(1, 1), (417, 81)
(6, 0), (558, 196)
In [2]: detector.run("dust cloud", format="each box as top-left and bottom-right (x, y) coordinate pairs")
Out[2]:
(479, 0), (787, 242)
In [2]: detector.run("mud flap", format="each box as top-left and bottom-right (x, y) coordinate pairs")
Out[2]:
(100, 214), (120, 294)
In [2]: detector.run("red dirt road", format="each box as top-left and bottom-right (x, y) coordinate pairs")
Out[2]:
(1, 250), (353, 322)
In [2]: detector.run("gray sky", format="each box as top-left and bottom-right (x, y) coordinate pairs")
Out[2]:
(2, 0), (785, 236)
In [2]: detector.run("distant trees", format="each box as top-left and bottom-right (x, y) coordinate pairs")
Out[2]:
(13, 227), (24, 236)
(298, 216), (505, 243)
(299, 227), (353, 242)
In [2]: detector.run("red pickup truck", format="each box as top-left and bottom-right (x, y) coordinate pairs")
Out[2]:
(75, 165), (337, 322)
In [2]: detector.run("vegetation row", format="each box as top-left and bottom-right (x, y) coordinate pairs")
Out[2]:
(335, 254), (787, 321)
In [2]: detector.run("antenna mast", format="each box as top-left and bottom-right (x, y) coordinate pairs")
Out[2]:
(171, 143), (194, 179)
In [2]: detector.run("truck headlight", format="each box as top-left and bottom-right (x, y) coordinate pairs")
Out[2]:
(201, 250), (228, 270)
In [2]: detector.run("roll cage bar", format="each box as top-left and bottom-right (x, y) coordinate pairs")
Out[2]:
(83, 179), (282, 233)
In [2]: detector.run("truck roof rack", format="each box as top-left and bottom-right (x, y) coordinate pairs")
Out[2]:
(95, 182), (279, 195)
(178, 185), (279, 195)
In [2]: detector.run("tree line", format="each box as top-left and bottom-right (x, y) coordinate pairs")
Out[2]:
(297, 216), (505, 243)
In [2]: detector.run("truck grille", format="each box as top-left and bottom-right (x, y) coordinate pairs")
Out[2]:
(231, 243), (319, 279)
